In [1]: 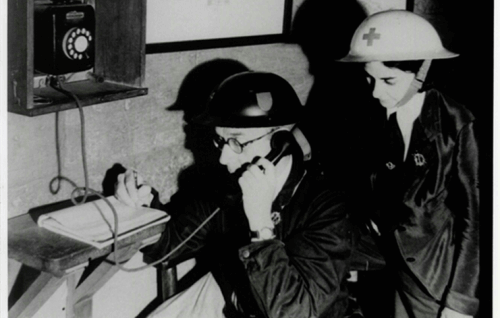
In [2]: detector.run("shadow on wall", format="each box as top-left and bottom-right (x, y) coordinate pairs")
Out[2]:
(414, 1), (492, 118)
(291, 0), (366, 75)
(101, 59), (250, 201)
(290, 0), (376, 190)
(290, 2), (393, 318)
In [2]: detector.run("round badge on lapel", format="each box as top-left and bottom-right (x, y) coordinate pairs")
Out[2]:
(386, 162), (396, 170)
(413, 153), (426, 166)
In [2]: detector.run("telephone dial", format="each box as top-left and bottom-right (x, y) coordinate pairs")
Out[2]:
(34, 1), (95, 75)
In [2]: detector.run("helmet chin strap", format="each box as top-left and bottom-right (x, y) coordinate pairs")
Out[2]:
(291, 125), (312, 161)
(395, 59), (432, 108)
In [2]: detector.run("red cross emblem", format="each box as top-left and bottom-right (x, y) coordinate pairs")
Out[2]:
(362, 28), (380, 46)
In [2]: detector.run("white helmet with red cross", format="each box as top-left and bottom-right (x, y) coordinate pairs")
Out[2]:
(338, 10), (458, 62)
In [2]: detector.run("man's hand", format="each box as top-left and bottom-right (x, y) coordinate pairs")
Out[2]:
(115, 169), (154, 208)
(440, 308), (473, 318)
(238, 157), (276, 231)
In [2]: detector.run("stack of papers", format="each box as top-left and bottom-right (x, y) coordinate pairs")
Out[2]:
(37, 196), (169, 248)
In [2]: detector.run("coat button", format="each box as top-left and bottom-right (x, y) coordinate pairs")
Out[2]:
(241, 250), (250, 258)
(406, 257), (415, 262)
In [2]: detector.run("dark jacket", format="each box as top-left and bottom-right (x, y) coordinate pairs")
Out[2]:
(146, 157), (356, 318)
(369, 89), (480, 315)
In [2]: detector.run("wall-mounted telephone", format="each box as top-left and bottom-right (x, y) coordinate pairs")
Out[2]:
(34, 1), (95, 75)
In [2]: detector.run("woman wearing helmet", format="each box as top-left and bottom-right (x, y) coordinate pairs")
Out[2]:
(339, 10), (479, 318)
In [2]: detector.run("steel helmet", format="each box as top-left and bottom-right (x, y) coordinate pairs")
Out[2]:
(193, 71), (305, 128)
(338, 10), (458, 62)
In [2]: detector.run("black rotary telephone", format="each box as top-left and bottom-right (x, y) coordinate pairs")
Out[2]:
(34, 1), (95, 75)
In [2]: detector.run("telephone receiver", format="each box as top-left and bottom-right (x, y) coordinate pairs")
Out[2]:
(263, 130), (295, 165)
(222, 130), (296, 206)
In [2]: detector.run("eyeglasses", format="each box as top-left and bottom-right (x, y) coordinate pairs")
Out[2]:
(213, 128), (279, 154)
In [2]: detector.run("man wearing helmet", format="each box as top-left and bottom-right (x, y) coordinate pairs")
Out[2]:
(339, 10), (479, 318)
(115, 71), (357, 318)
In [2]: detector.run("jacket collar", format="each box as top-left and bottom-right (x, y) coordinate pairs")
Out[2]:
(416, 89), (441, 141)
(272, 151), (306, 212)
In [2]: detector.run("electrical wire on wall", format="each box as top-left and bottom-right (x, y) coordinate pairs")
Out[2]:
(48, 76), (221, 272)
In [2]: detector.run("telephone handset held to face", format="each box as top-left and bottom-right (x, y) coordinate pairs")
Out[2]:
(242, 130), (295, 178)
(264, 130), (295, 165)
(141, 131), (297, 269)
(223, 130), (295, 206)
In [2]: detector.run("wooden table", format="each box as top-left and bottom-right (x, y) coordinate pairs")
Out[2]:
(8, 198), (166, 318)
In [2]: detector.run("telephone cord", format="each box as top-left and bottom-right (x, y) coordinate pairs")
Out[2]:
(49, 78), (222, 272)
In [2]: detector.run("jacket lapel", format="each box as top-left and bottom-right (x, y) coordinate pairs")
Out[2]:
(402, 90), (441, 199)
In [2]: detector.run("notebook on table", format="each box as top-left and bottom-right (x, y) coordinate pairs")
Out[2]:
(37, 196), (170, 249)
